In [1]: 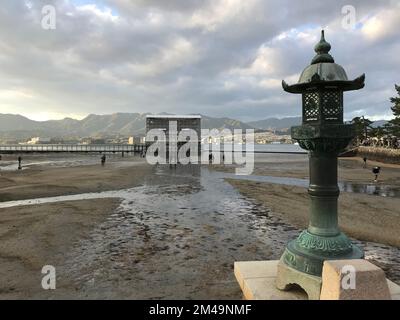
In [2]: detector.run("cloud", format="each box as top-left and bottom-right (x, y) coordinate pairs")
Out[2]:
(361, 4), (400, 42)
(0, 0), (398, 122)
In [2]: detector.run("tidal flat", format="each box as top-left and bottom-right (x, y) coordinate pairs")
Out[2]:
(0, 153), (399, 299)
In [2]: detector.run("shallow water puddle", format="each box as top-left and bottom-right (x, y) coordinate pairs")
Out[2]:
(218, 172), (400, 198)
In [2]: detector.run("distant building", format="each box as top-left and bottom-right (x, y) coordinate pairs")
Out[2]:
(3, 139), (18, 145)
(27, 137), (51, 144)
(62, 139), (80, 145)
(145, 115), (201, 161)
(80, 138), (106, 145)
(128, 136), (146, 144)
(146, 115), (201, 141)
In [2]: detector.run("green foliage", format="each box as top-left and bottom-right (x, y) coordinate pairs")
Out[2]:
(386, 84), (400, 137)
(369, 126), (386, 138)
(351, 116), (373, 140)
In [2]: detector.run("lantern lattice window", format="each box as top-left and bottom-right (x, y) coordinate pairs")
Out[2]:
(321, 91), (343, 122)
(303, 92), (319, 122)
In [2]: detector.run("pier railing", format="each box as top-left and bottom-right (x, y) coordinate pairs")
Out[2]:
(0, 144), (145, 153)
(0, 144), (309, 155)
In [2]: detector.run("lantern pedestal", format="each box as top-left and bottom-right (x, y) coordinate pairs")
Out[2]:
(276, 123), (364, 295)
(277, 123), (363, 278)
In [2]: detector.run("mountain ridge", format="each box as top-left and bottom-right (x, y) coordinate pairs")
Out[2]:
(0, 113), (253, 140)
(0, 113), (388, 141)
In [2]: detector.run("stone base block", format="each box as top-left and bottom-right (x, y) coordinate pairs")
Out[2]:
(320, 259), (391, 300)
(275, 260), (322, 300)
(234, 260), (400, 300)
(234, 261), (307, 300)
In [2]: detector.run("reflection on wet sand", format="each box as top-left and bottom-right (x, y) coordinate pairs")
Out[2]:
(64, 166), (400, 298)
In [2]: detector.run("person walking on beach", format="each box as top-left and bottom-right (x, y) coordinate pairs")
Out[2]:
(208, 153), (213, 164)
(363, 157), (367, 168)
(17, 156), (22, 170)
(372, 166), (381, 182)
(101, 154), (106, 166)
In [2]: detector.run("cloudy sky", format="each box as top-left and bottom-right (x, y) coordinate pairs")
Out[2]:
(0, 0), (399, 122)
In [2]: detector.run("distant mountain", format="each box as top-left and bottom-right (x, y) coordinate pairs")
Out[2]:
(0, 113), (43, 131)
(77, 113), (148, 136)
(0, 113), (151, 140)
(247, 117), (301, 131)
(200, 114), (253, 131)
(371, 120), (388, 128)
(0, 113), (252, 141)
(0, 113), (389, 141)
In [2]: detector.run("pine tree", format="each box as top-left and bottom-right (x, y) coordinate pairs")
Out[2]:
(351, 116), (373, 141)
(370, 126), (385, 138)
(387, 84), (400, 137)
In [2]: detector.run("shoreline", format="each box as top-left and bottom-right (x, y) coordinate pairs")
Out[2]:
(214, 155), (400, 248)
(356, 146), (400, 165)
(225, 179), (400, 248)
(0, 159), (152, 202)
(212, 156), (400, 182)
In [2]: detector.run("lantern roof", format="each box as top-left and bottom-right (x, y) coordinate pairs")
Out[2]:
(311, 30), (334, 64)
(282, 30), (365, 94)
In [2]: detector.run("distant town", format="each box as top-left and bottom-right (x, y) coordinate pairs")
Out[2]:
(1, 130), (292, 146)
(19, 135), (147, 146)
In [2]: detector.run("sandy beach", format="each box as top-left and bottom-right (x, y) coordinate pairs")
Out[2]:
(0, 153), (399, 299)
(220, 156), (400, 247)
(0, 155), (152, 201)
(226, 180), (400, 247)
(0, 156), (153, 299)
(0, 157), (250, 299)
(214, 155), (400, 183)
(0, 198), (120, 299)
(222, 155), (400, 283)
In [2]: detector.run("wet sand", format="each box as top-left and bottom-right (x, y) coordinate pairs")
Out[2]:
(226, 180), (400, 247)
(0, 166), (270, 299)
(0, 160), (252, 299)
(0, 154), (399, 298)
(214, 155), (400, 184)
(220, 156), (400, 247)
(0, 198), (121, 299)
(0, 157), (152, 201)
(0, 156), (157, 299)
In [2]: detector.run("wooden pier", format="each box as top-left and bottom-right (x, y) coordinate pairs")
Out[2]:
(0, 144), (146, 154)
(0, 144), (309, 155)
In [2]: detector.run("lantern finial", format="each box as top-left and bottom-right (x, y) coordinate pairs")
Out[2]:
(311, 30), (334, 64)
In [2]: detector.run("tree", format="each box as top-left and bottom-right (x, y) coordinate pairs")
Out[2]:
(369, 126), (385, 138)
(351, 116), (373, 141)
(386, 84), (400, 137)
